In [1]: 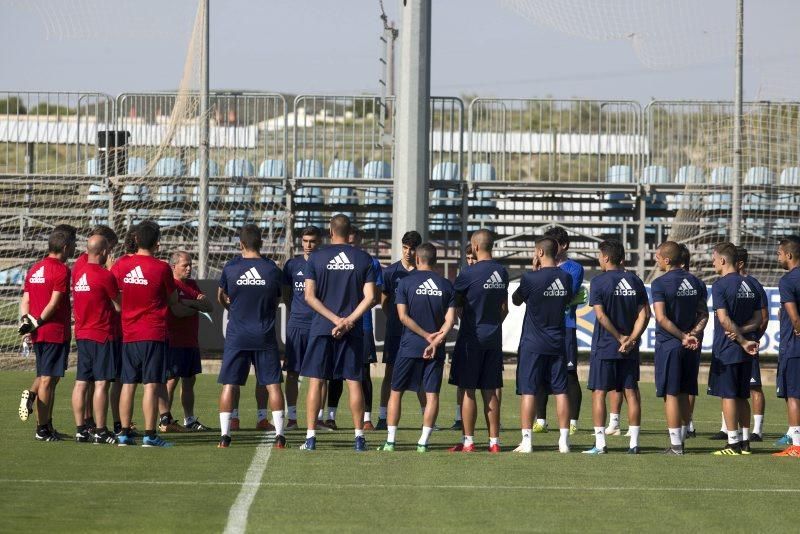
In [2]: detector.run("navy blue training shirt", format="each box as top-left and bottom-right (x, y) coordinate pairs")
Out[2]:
(362, 255), (384, 333)
(382, 260), (414, 338)
(744, 273), (768, 341)
(283, 255), (314, 330)
(589, 269), (649, 360)
(780, 267), (800, 360)
(305, 244), (376, 338)
(711, 272), (762, 364)
(454, 259), (509, 349)
(651, 268), (706, 346)
(220, 256), (282, 350)
(514, 267), (574, 355)
(395, 270), (456, 359)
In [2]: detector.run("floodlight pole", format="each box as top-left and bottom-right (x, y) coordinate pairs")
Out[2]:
(731, 0), (744, 244)
(393, 0), (431, 258)
(198, 0), (210, 278)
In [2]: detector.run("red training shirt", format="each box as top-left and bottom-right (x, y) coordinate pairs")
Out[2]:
(24, 256), (71, 344)
(110, 254), (176, 343)
(168, 278), (202, 348)
(72, 262), (118, 343)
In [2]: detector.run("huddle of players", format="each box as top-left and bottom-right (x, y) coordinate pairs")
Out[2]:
(18, 221), (211, 446)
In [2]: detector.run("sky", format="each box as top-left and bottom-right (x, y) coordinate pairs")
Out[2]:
(1, 0), (798, 103)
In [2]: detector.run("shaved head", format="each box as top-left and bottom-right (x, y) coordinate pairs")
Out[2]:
(87, 234), (108, 256)
(658, 241), (681, 265)
(471, 229), (494, 253)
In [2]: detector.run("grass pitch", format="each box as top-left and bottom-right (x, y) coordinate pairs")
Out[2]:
(0, 370), (796, 533)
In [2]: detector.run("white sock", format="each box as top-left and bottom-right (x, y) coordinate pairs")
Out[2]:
(354, 428), (364, 438)
(327, 407), (337, 421)
(569, 419), (578, 428)
(688, 419), (695, 432)
(593, 427), (606, 449)
(669, 427), (682, 446)
(317, 409), (324, 421)
(455, 405), (462, 422)
(559, 428), (569, 446)
(379, 406), (387, 420)
(287, 406), (297, 420)
(489, 437), (499, 446)
(419, 426), (433, 446)
(272, 410), (285, 436)
(306, 429), (316, 439)
(387, 425), (397, 443)
(720, 412), (728, 432)
(364, 411), (372, 423)
(521, 429), (532, 446)
(727, 430), (739, 445)
(680, 425), (687, 442)
(628, 426), (640, 448)
(220, 412), (231, 436)
(231, 409), (239, 419)
(183, 415), (196, 426)
(464, 435), (474, 446)
(535, 418), (546, 427)
(257, 409), (268, 422)
(790, 426), (800, 446)
(741, 427), (750, 442)
(609, 413), (620, 427)
(753, 415), (764, 435)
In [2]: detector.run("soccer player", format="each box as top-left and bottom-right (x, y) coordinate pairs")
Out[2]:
(532, 226), (585, 435)
(161, 250), (212, 432)
(512, 237), (574, 453)
(378, 243), (457, 452)
(377, 230), (423, 430)
(774, 236), (800, 457)
(450, 242), (477, 431)
(217, 224), (285, 448)
(584, 239), (649, 454)
(449, 229), (508, 453)
(71, 234), (120, 444)
(707, 242), (761, 456)
(282, 225), (322, 430)
(110, 221), (183, 447)
(651, 241), (708, 454)
(18, 226), (76, 441)
(299, 214), (377, 451)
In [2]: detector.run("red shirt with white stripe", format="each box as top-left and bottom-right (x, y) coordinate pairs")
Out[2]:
(72, 262), (118, 343)
(168, 278), (202, 348)
(23, 256), (71, 344)
(110, 254), (176, 343)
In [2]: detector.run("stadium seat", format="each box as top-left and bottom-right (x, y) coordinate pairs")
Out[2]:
(327, 159), (359, 219)
(430, 162), (461, 233)
(603, 165), (633, 209)
(155, 157), (186, 177)
(127, 157), (147, 176)
(154, 158), (187, 229)
(640, 165), (669, 211)
(86, 158), (110, 225)
(362, 161), (391, 231)
(258, 159), (287, 231)
(467, 162), (496, 232)
(671, 165), (706, 212)
(189, 161), (221, 228)
(743, 167), (776, 238)
(224, 159), (255, 230)
(702, 166), (733, 234)
(776, 167), (800, 230)
(294, 159), (324, 227)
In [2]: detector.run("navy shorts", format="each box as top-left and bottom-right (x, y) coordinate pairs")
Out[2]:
(34, 342), (69, 378)
(112, 341), (123, 381)
(447, 336), (465, 386)
(363, 332), (377, 365)
(453, 342), (503, 391)
(777, 357), (800, 399)
(383, 335), (401, 365)
(218, 343), (281, 386)
(122, 341), (168, 385)
(300, 334), (363, 381)
(750, 356), (762, 388)
(654, 343), (699, 397)
(169, 346), (202, 378)
(707, 358), (751, 399)
(76, 340), (118, 382)
(283, 327), (309, 374)
(588, 356), (639, 392)
(565, 328), (579, 372)
(517, 345), (567, 396)
(392, 356), (444, 394)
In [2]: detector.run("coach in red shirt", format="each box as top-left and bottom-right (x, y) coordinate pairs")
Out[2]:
(110, 221), (182, 447)
(19, 227), (76, 442)
(161, 250), (213, 432)
(71, 235), (121, 444)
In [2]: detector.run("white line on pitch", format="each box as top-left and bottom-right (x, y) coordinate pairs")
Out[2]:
(222, 431), (274, 534)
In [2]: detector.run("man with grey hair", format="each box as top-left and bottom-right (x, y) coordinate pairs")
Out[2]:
(160, 250), (213, 432)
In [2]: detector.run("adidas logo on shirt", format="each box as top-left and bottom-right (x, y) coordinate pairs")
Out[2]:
(416, 278), (443, 296)
(123, 266), (149, 286)
(544, 278), (567, 296)
(737, 281), (755, 299)
(483, 270), (506, 289)
(28, 266), (45, 284)
(614, 278), (636, 296)
(676, 278), (698, 297)
(294, 271), (305, 290)
(74, 273), (90, 292)
(326, 252), (355, 271)
(236, 267), (266, 286)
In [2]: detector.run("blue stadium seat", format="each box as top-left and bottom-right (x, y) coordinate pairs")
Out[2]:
(640, 165), (669, 211)
(155, 158), (187, 229)
(86, 158), (109, 225)
(702, 166), (733, 233)
(603, 165), (633, 210)
(258, 159), (287, 231)
(362, 161), (391, 231)
(127, 157), (147, 176)
(327, 160), (358, 219)
(224, 159), (255, 178)
(155, 157), (186, 177)
(467, 163), (496, 232)
(294, 159), (324, 227)
(224, 159), (255, 229)
(189, 161), (221, 228)
(670, 165), (706, 212)
(776, 167), (800, 230)
(431, 162), (461, 232)
(189, 159), (221, 178)
(743, 167), (776, 237)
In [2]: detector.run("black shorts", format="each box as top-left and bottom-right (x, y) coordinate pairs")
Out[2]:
(453, 342), (503, 391)
(707, 358), (751, 399)
(517, 345), (567, 396)
(169, 346), (202, 378)
(34, 342), (69, 378)
(122, 341), (168, 385)
(76, 339), (118, 382)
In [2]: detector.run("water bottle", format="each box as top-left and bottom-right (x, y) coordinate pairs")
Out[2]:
(20, 338), (31, 358)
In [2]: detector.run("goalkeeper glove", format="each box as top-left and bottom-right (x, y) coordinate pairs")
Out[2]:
(569, 286), (588, 307)
(18, 314), (41, 335)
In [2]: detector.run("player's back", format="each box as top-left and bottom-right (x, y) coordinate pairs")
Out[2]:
(306, 244), (374, 337)
(652, 268), (706, 345)
(111, 254), (174, 342)
(283, 255), (314, 328)
(518, 267), (573, 354)
(25, 256), (71, 343)
(72, 261), (117, 342)
(712, 272), (761, 363)
(398, 270), (454, 338)
(590, 269), (647, 358)
(454, 259), (508, 347)
(382, 260), (413, 336)
(221, 256), (282, 349)
(779, 267), (800, 359)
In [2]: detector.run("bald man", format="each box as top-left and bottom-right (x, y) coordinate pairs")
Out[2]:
(71, 235), (121, 444)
